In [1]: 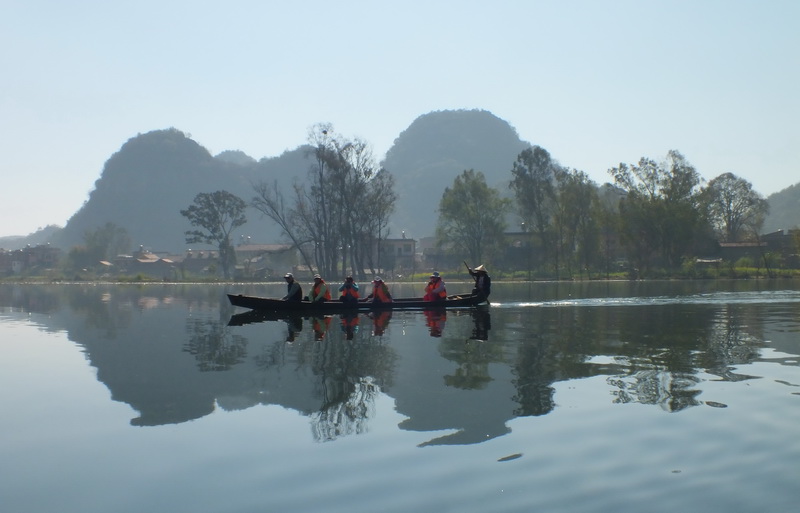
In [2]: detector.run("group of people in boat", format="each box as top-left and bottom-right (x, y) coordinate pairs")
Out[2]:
(281, 265), (491, 304)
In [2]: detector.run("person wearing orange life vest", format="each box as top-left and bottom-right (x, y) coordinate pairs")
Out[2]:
(338, 275), (360, 305)
(368, 276), (393, 303)
(308, 274), (331, 303)
(423, 271), (447, 302)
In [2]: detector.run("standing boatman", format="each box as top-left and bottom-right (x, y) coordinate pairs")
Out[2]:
(467, 264), (491, 300)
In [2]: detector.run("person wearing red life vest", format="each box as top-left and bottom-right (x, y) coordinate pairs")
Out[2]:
(368, 276), (393, 303)
(423, 271), (447, 302)
(338, 275), (360, 305)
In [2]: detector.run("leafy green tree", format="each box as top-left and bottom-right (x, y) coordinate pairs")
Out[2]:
(596, 184), (625, 277)
(609, 151), (704, 272)
(509, 146), (558, 271)
(180, 190), (247, 279)
(700, 172), (769, 242)
(552, 168), (599, 278)
(436, 169), (510, 265)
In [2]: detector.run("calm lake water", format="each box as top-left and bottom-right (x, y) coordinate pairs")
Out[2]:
(1, 280), (798, 513)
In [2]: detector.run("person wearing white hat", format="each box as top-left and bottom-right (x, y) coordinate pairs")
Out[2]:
(424, 271), (447, 302)
(367, 276), (393, 303)
(308, 274), (331, 303)
(282, 272), (303, 301)
(467, 264), (491, 299)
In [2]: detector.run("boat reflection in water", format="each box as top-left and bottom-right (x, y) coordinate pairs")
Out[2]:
(228, 306), (490, 342)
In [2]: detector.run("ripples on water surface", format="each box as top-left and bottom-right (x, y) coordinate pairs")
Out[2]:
(0, 281), (798, 513)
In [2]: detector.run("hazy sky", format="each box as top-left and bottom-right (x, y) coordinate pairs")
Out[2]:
(2, 0), (798, 238)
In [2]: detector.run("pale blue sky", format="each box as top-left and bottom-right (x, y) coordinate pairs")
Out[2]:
(2, 0), (798, 237)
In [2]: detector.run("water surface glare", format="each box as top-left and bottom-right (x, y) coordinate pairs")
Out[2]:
(1, 281), (798, 513)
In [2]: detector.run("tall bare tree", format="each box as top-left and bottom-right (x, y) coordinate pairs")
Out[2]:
(250, 180), (315, 272)
(251, 124), (395, 280)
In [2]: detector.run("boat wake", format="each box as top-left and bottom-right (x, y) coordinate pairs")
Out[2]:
(491, 290), (800, 308)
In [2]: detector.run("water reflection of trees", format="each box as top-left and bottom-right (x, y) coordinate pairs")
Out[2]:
(3, 283), (789, 440)
(310, 376), (381, 441)
(485, 301), (775, 414)
(607, 304), (767, 411)
(184, 318), (248, 371)
(250, 313), (398, 442)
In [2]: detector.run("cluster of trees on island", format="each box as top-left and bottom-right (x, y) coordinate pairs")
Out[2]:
(175, 123), (778, 281)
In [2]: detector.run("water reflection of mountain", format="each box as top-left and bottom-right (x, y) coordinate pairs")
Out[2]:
(2, 283), (794, 445)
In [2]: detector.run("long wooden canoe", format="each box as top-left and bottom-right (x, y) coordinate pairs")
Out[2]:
(227, 292), (487, 312)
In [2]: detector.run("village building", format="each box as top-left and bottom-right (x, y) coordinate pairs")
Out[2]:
(233, 244), (295, 279)
(0, 244), (62, 275)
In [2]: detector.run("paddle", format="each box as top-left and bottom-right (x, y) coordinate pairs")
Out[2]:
(463, 260), (472, 275)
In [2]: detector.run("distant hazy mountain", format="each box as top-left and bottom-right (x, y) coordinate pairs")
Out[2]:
(382, 109), (530, 239)
(0, 225), (61, 251)
(51, 110), (533, 252)
(10, 111), (798, 253)
(52, 128), (313, 252)
(764, 184), (800, 233)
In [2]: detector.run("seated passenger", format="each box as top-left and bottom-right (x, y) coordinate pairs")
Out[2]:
(367, 277), (393, 303)
(423, 271), (447, 302)
(338, 275), (360, 305)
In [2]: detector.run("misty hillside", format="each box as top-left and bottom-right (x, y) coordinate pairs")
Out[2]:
(382, 109), (531, 238)
(8, 110), (798, 253)
(0, 225), (61, 251)
(52, 128), (313, 252)
(51, 110), (534, 253)
(764, 184), (800, 233)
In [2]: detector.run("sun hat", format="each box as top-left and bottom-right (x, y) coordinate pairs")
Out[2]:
(431, 271), (440, 278)
(474, 265), (486, 272)
(284, 273), (293, 279)
(373, 276), (383, 282)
